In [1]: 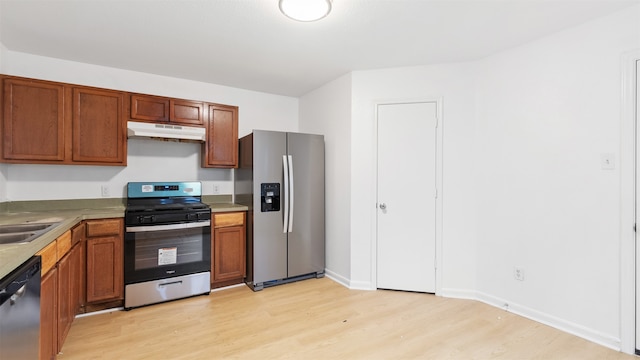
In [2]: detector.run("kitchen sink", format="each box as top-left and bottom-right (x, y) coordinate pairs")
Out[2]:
(0, 223), (55, 234)
(0, 232), (38, 245)
(0, 222), (61, 245)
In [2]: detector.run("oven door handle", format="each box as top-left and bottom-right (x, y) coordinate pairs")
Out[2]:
(126, 220), (211, 233)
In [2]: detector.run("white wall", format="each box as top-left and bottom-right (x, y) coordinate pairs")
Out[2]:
(299, 73), (352, 285)
(473, 5), (640, 350)
(1, 51), (299, 200)
(299, 3), (639, 352)
(0, 163), (6, 202)
(349, 63), (478, 291)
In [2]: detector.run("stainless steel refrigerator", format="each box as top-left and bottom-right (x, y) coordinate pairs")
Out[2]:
(235, 130), (325, 291)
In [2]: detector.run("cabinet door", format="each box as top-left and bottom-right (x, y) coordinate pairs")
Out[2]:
(40, 267), (57, 360)
(130, 94), (170, 122)
(171, 99), (204, 125)
(57, 250), (72, 351)
(56, 243), (82, 352)
(203, 104), (238, 168)
(70, 242), (82, 316)
(72, 87), (126, 164)
(213, 225), (246, 282)
(2, 78), (65, 161)
(86, 235), (123, 303)
(71, 222), (86, 312)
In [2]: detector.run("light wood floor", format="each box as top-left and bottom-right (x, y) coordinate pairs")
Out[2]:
(59, 277), (634, 359)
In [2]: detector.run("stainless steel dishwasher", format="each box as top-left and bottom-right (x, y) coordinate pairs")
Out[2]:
(0, 256), (41, 360)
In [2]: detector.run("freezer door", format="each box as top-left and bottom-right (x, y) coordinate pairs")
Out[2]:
(252, 131), (288, 284)
(287, 132), (325, 277)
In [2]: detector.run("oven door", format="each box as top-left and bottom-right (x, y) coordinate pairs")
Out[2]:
(124, 220), (211, 284)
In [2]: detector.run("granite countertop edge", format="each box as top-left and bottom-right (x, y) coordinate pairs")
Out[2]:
(0, 199), (249, 279)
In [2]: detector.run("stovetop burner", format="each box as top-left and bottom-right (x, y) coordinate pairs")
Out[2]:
(125, 181), (211, 225)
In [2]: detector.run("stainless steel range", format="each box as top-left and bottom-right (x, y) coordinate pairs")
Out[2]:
(124, 181), (211, 309)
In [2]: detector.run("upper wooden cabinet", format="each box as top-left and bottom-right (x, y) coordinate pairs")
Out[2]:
(130, 94), (204, 126)
(73, 87), (126, 164)
(130, 94), (169, 122)
(0, 75), (127, 166)
(1, 75), (239, 168)
(203, 104), (238, 168)
(2, 77), (65, 161)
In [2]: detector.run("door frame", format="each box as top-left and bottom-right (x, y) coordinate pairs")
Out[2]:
(371, 98), (444, 294)
(621, 49), (640, 354)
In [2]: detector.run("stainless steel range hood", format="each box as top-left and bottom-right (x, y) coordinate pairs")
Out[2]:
(127, 121), (206, 142)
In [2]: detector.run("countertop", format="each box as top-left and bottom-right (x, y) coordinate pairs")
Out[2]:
(0, 198), (248, 279)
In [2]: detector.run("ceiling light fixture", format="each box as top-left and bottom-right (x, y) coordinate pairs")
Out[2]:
(279, 0), (332, 22)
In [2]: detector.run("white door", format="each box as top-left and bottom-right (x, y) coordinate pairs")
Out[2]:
(376, 102), (437, 293)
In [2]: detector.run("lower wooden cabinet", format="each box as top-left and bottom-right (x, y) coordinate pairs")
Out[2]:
(85, 218), (124, 304)
(39, 267), (57, 360)
(56, 242), (82, 351)
(212, 212), (246, 288)
(38, 230), (81, 360)
(71, 222), (86, 313)
(38, 218), (123, 359)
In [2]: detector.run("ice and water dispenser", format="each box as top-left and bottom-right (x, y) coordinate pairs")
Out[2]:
(261, 183), (280, 212)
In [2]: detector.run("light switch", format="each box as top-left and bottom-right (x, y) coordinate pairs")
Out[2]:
(601, 153), (615, 170)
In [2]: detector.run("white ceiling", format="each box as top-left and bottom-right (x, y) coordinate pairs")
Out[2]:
(1, 0), (638, 97)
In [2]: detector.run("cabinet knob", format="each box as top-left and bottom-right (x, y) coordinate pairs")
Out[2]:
(379, 203), (387, 210)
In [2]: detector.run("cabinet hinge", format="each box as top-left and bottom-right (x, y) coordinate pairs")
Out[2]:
(435, 117), (439, 128)
(435, 188), (438, 199)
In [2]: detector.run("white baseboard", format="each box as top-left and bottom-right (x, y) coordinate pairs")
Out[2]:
(439, 287), (476, 300)
(325, 278), (623, 351)
(323, 269), (350, 288)
(75, 307), (123, 318)
(348, 280), (374, 290)
(324, 268), (374, 290)
(476, 291), (621, 352)
(375, 283), (623, 352)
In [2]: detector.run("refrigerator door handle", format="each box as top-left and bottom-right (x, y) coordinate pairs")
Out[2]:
(283, 155), (290, 233)
(288, 155), (294, 233)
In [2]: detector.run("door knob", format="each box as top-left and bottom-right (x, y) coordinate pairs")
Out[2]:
(379, 203), (386, 210)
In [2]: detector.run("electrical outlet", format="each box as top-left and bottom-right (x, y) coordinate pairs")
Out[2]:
(101, 185), (110, 198)
(514, 267), (525, 281)
(213, 185), (220, 194)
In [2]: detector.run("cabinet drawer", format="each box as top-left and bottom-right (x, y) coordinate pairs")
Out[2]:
(86, 219), (122, 237)
(37, 240), (57, 276)
(71, 222), (85, 245)
(56, 231), (72, 259)
(214, 212), (245, 228)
